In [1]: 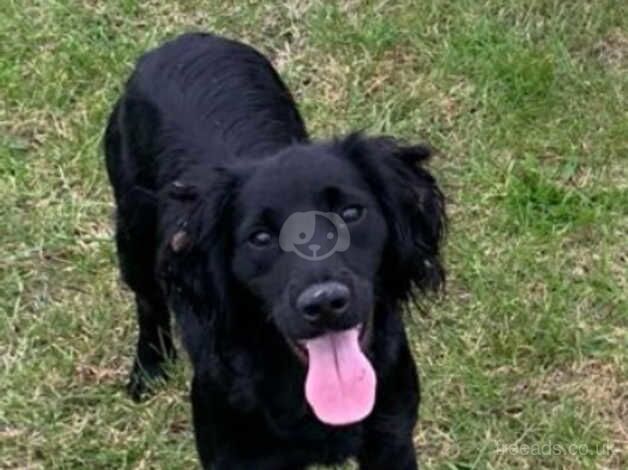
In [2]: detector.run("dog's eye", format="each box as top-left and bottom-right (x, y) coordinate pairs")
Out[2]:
(340, 205), (365, 223)
(249, 230), (272, 247)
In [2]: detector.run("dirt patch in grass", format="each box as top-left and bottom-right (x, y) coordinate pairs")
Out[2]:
(74, 363), (126, 385)
(594, 29), (628, 70)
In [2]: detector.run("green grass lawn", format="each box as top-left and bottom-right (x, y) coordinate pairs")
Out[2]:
(1, 1), (626, 468)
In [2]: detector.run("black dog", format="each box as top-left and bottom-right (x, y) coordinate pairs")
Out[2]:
(104, 33), (445, 469)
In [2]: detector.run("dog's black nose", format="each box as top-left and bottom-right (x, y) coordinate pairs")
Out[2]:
(297, 282), (350, 323)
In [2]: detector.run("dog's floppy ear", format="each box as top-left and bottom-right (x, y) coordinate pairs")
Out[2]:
(339, 133), (446, 303)
(156, 169), (237, 364)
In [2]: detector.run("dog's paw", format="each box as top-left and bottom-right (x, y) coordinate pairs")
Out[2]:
(126, 357), (173, 402)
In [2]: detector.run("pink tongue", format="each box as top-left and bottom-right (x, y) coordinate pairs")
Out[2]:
(303, 327), (376, 425)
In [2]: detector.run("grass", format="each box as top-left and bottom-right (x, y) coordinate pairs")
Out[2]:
(1, 1), (626, 468)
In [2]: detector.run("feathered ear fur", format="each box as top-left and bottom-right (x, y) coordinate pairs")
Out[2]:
(156, 168), (237, 365)
(338, 133), (446, 305)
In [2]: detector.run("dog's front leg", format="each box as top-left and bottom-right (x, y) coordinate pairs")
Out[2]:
(357, 434), (418, 470)
(214, 458), (306, 470)
(191, 375), (308, 470)
(358, 339), (420, 470)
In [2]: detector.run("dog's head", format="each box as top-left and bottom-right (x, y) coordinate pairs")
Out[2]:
(158, 133), (445, 425)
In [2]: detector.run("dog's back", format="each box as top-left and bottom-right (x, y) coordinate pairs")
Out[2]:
(105, 32), (307, 199)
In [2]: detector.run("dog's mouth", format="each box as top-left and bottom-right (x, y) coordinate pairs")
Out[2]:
(287, 318), (372, 365)
(284, 312), (376, 426)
